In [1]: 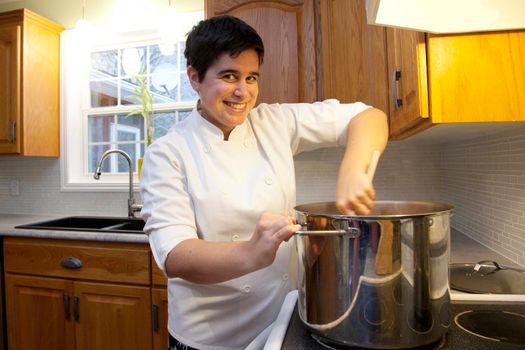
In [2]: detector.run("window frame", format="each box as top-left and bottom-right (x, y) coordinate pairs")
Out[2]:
(60, 26), (197, 192)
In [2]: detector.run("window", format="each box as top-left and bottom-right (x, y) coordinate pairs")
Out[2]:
(60, 15), (202, 191)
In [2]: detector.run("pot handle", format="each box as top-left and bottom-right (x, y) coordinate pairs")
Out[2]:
(295, 225), (360, 238)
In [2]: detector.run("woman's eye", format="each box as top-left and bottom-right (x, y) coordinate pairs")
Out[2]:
(247, 75), (258, 83)
(222, 74), (237, 81)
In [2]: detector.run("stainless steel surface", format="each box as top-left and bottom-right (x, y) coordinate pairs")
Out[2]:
(93, 149), (142, 218)
(293, 200), (453, 349)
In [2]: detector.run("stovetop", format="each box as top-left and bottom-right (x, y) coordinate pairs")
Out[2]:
(281, 301), (525, 349)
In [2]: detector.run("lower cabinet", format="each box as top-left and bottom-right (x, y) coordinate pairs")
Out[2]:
(3, 237), (157, 350)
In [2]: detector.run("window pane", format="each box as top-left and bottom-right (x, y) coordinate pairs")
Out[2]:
(180, 73), (198, 101)
(116, 114), (144, 142)
(151, 72), (178, 102)
(121, 47), (147, 76)
(91, 50), (118, 77)
(88, 144), (112, 173)
(153, 111), (177, 139)
(121, 76), (144, 106)
(151, 45), (177, 69)
(91, 80), (119, 107)
(88, 115), (115, 143)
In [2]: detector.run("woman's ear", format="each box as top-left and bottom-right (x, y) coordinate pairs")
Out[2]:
(187, 66), (200, 92)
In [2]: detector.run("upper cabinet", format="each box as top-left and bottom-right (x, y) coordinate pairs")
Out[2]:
(317, 0), (388, 112)
(0, 9), (63, 156)
(205, 0), (317, 104)
(387, 28), (525, 140)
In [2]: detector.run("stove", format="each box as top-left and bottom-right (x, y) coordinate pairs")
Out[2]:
(274, 291), (525, 350)
(280, 302), (525, 349)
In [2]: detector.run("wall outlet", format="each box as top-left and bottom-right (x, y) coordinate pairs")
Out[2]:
(10, 179), (20, 196)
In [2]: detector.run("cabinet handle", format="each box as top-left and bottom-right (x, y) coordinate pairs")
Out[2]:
(10, 121), (16, 144)
(64, 294), (71, 320)
(152, 304), (159, 332)
(60, 256), (83, 269)
(392, 70), (403, 110)
(73, 296), (79, 321)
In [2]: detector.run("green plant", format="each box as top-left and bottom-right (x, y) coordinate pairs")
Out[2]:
(127, 75), (155, 146)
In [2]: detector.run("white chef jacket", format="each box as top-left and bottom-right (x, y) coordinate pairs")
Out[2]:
(140, 99), (370, 350)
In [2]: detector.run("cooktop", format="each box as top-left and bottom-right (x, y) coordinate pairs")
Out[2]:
(281, 301), (525, 350)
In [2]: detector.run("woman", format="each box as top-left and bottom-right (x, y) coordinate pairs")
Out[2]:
(140, 15), (388, 350)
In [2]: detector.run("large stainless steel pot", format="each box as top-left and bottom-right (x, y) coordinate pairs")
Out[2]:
(294, 201), (453, 349)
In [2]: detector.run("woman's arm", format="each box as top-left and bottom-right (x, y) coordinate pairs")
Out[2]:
(336, 107), (388, 215)
(164, 212), (300, 283)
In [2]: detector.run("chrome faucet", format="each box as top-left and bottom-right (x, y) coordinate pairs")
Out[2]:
(93, 149), (142, 218)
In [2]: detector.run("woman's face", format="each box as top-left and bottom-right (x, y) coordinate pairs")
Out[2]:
(188, 49), (260, 139)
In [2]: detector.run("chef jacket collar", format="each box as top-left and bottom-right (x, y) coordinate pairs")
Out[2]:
(192, 100), (250, 142)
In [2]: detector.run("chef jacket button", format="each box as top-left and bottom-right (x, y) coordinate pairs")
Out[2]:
(282, 274), (289, 281)
(242, 284), (251, 293)
(203, 145), (211, 153)
(231, 234), (240, 241)
(243, 140), (250, 148)
(265, 176), (273, 185)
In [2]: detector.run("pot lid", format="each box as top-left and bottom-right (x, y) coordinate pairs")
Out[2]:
(450, 260), (525, 294)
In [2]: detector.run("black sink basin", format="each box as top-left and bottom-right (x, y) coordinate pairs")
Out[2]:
(16, 216), (145, 234)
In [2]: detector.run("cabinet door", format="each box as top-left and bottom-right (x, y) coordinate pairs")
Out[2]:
(0, 24), (20, 154)
(74, 281), (152, 350)
(206, 0), (317, 103)
(427, 31), (525, 123)
(318, 0), (388, 112)
(152, 288), (169, 350)
(5, 274), (75, 350)
(386, 28), (431, 139)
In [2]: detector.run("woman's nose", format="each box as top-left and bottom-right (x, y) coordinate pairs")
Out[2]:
(234, 81), (248, 97)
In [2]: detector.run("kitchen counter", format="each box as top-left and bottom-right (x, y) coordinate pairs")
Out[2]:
(0, 213), (148, 243)
(1, 213), (521, 266)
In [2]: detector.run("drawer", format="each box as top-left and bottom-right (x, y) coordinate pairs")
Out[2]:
(4, 237), (150, 285)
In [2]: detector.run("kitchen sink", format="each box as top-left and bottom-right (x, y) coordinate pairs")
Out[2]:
(16, 216), (145, 234)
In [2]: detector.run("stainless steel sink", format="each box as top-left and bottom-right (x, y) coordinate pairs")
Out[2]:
(16, 216), (145, 234)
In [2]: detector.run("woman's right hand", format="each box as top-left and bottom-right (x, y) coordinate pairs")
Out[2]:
(247, 212), (301, 269)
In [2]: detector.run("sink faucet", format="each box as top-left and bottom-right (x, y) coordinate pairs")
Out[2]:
(93, 149), (142, 218)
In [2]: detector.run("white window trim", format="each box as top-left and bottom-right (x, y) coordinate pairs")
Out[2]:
(60, 26), (197, 192)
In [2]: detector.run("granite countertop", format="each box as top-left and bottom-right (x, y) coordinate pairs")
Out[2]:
(0, 213), (148, 244)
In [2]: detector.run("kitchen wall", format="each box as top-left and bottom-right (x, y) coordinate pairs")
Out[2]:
(1, 124), (525, 267)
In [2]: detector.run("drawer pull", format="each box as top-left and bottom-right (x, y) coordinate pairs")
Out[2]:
(152, 304), (159, 332)
(60, 257), (83, 269)
(73, 296), (79, 321)
(64, 294), (70, 320)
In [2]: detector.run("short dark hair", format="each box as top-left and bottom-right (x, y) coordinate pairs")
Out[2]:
(184, 15), (264, 82)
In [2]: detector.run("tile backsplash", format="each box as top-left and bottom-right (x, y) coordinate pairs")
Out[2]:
(1, 124), (524, 266)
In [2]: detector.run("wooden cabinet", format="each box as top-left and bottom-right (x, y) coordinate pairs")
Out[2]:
(0, 9), (63, 156)
(205, 0), (317, 104)
(317, 0), (388, 112)
(386, 28), (525, 140)
(3, 237), (152, 350)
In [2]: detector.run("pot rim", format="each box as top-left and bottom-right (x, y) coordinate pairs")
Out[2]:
(294, 200), (453, 219)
